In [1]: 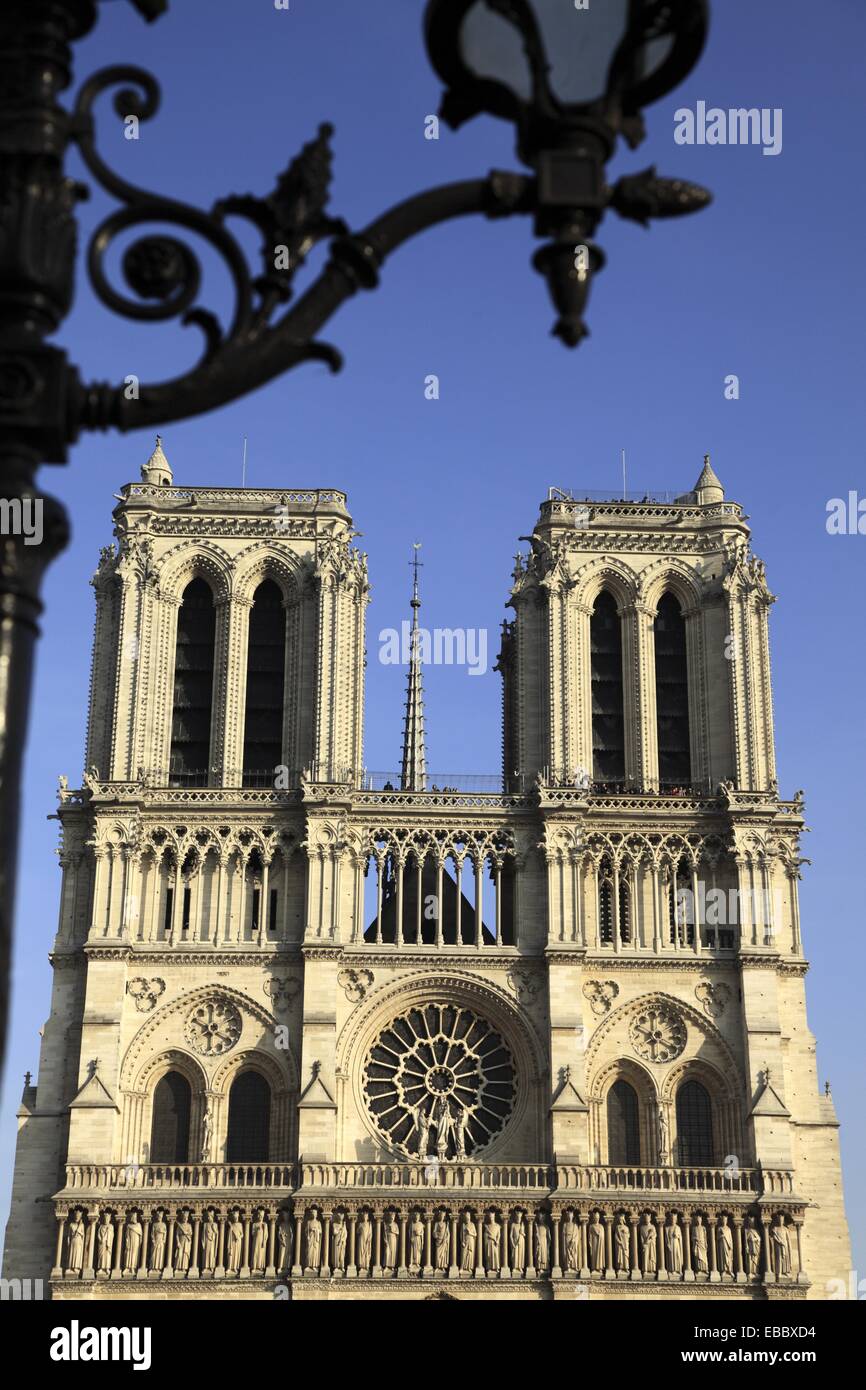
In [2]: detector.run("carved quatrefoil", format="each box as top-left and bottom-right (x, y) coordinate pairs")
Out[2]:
(185, 998), (242, 1056)
(629, 1005), (686, 1064)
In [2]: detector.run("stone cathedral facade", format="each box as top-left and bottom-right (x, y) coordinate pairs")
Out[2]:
(2, 442), (851, 1301)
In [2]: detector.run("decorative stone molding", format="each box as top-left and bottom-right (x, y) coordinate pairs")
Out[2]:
(629, 1004), (687, 1064)
(337, 968), (374, 1003)
(184, 998), (243, 1057)
(126, 977), (166, 1013)
(583, 980), (619, 1016)
(263, 976), (301, 1012)
(695, 982), (731, 1020)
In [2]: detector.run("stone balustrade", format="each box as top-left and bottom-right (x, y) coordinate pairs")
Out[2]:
(58, 1160), (794, 1198)
(60, 1162), (296, 1192)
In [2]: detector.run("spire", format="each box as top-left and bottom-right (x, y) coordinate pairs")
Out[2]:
(399, 544), (428, 793)
(693, 452), (724, 504)
(141, 434), (172, 487)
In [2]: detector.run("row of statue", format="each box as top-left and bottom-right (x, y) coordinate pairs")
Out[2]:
(61, 1206), (288, 1278)
(60, 1205), (797, 1281)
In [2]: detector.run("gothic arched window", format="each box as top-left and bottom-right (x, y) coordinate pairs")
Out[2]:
(169, 577), (216, 785)
(654, 592), (691, 789)
(242, 579), (286, 786)
(590, 590), (625, 787)
(225, 1071), (271, 1162)
(150, 1071), (191, 1164)
(676, 1079), (714, 1165)
(607, 1079), (640, 1164)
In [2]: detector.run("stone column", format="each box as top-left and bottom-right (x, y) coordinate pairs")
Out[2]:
(579, 1211), (590, 1279)
(347, 1212), (357, 1279)
(397, 1208), (408, 1280)
(52, 1212), (66, 1279)
(682, 1213), (694, 1282)
(551, 1212), (562, 1279)
(629, 1212), (640, 1280)
(84, 1207), (97, 1280)
(423, 1211), (433, 1278)
(708, 1215), (719, 1283)
(761, 1215), (774, 1282)
(266, 1209), (277, 1279)
(291, 1208), (304, 1278)
(733, 1213), (745, 1284)
(500, 1209), (511, 1279)
(474, 1211), (484, 1278)
(373, 1209), (383, 1278)
(112, 1212), (125, 1280)
(190, 1214), (201, 1280)
(137, 1215), (150, 1280)
(448, 1210), (459, 1278)
(656, 1213), (667, 1281)
(603, 1211), (615, 1278)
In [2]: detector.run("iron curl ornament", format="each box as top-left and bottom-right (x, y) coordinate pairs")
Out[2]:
(69, 64), (536, 438)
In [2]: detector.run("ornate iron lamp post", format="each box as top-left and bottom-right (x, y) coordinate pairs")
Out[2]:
(0, 0), (711, 1070)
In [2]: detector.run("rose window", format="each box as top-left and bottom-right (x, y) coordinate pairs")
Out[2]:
(362, 1003), (516, 1159)
(185, 998), (242, 1056)
(629, 1005), (686, 1063)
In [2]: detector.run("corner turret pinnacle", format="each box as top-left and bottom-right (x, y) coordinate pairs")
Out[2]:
(141, 434), (172, 487)
(693, 452), (724, 504)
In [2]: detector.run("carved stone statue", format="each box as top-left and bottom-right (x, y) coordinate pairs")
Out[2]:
(409, 1212), (424, 1271)
(96, 1211), (114, 1274)
(306, 1208), (322, 1270)
(692, 1214), (708, 1274)
(562, 1211), (579, 1271)
(717, 1214), (733, 1276)
(124, 1212), (143, 1275)
(657, 1105), (670, 1165)
(614, 1213), (629, 1272)
(226, 1210), (243, 1274)
(202, 1211), (218, 1272)
(201, 1098), (214, 1163)
(175, 1212), (193, 1273)
(251, 1209), (268, 1274)
(744, 1217), (761, 1278)
(483, 1212), (501, 1272)
(67, 1209), (86, 1274)
(460, 1211), (476, 1272)
(535, 1213), (550, 1270)
(772, 1214), (791, 1278)
(640, 1214), (657, 1275)
(357, 1212), (372, 1271)
(414, 1104), (432, 1160)
(434, 1096), (453, 1160)
(665, 1214), (683, 1275)
(150, 1212), (167, 1272)
(331, 1213), (347, 1272)
(588, 1211), (605, 1272)
(433, 1212), (449, 1271)
(277, 1214), (290, 1270)
(509, 1211), (526, 1273)
(453, 1106), (469, 1160)
(383, 1212), (399, 1270)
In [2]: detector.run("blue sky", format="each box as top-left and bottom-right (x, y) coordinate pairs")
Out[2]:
(2, 0), (864, 1280)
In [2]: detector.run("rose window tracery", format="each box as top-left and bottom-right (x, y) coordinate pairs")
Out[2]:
(362, 1004), (516, 1159)
(629, 1004), (686, 1063)
(185, 998), (242, 1056)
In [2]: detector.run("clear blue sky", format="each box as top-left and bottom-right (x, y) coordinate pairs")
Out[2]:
(3, 0), (864, 1281)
